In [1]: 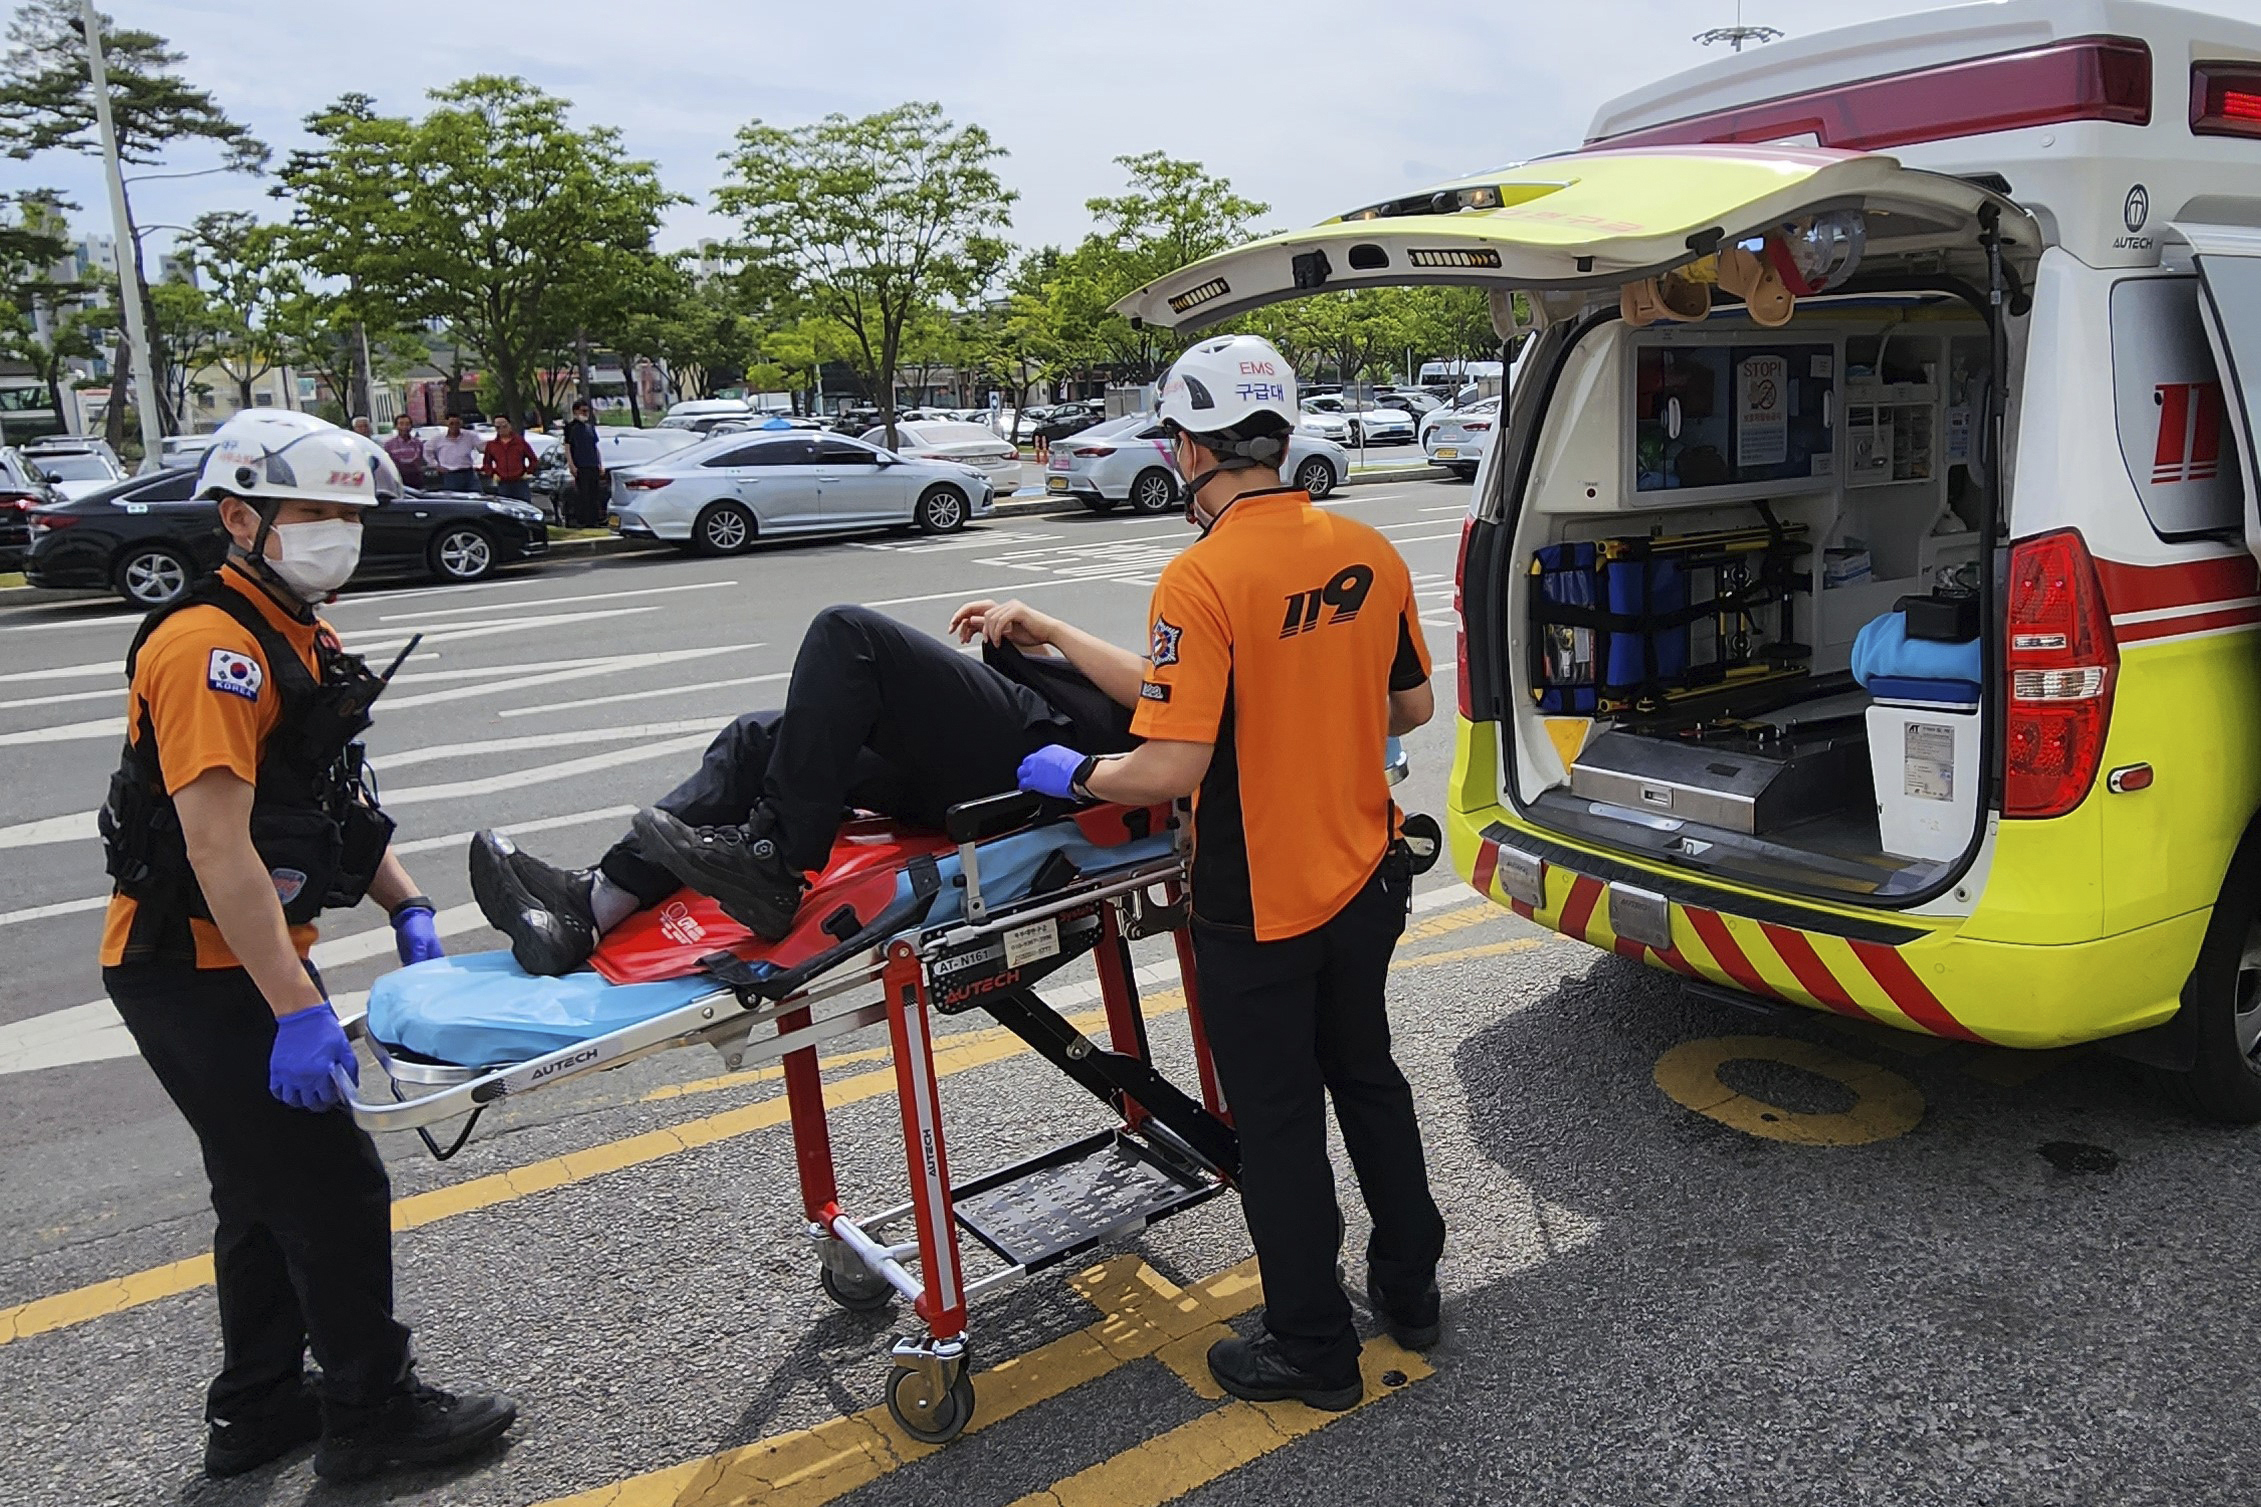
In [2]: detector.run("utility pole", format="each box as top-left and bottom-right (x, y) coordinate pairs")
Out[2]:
(79, 1), (163, 469)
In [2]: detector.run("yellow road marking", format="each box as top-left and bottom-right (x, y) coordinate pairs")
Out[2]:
(535, 1255), (1261, 1507)
(1009, 1340), (1432, 1507)
(4, 910), (1543, 1347)
(1653, 1034), (1925, 1146)
(1398, 902), (1497, 945)
(1392, 936), (1555, 971)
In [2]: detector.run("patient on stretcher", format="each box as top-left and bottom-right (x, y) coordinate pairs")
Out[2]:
(472, 604), (1136, 975)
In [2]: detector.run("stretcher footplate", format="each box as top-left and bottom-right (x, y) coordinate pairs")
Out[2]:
(952, 1130), (1218, 1271)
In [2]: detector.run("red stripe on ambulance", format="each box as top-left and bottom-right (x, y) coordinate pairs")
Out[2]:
(1849, 939), (1988, 1043)
(1558, 874), (1605, 942)
(1760, 923), (1875, 1022)
(1684, 907), (1787, 1001)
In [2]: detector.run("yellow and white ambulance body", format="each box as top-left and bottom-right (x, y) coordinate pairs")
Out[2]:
(1117, 1), (2261, 1117)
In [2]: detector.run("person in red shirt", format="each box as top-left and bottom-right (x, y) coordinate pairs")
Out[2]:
(478, 412), (536, 502)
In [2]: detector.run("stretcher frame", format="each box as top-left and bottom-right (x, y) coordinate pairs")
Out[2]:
(336, 799), (1238, 1444)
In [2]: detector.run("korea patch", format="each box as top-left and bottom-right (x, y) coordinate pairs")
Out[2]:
(207, 648), (263, 701)
(1138, 680), (1171, 703)
(1149, 616), (1183, 668)
(270, 868), (307, 906)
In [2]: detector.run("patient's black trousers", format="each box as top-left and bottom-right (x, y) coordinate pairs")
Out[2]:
(600, 605), (1066, 901)
(104, 963), (411, 1423)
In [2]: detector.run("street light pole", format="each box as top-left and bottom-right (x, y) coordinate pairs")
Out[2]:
(80, 0), (164, 468)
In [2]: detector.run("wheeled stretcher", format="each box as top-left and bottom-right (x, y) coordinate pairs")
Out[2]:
(338, 790), (1241, 1444)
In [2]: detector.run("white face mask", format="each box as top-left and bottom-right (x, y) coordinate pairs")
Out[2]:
(267, 518), (364, 602)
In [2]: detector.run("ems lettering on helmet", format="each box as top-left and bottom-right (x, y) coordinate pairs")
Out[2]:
(1278, 563), (1377, 637)
(206, 648), (264, 700)
(1149, 616), (1184, 668)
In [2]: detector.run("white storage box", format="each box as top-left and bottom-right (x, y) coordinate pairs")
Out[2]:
(1866, 690), (1980, 861)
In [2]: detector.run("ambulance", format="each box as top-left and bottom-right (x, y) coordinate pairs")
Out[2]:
(1116, 0), (2261, 1119)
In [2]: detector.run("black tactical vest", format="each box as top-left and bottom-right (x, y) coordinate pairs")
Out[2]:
(99, 572), (396, 965)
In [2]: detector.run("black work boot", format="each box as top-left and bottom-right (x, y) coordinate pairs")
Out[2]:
(470, 831), (597, 976)
(1206, 1330), (1363, 1412)
(314, 1378), (517, 1482)
(630, 807), (806, 941)
(204, 1377), (321, 1478)
(1365, 1271), (1442, 1351)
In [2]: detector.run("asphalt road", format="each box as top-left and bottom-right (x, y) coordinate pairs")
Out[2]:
(4, 479), (2260, 1507)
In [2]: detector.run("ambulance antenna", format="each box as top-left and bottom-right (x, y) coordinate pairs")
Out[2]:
(1694, 0), (1781, 51)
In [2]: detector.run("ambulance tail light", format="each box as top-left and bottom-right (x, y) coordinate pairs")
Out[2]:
(1592, 36), (2152, 152)
(2004, 528), (2118, 820)
(2191, 65), (2261, 139)
(1454, 512), (1474, 720)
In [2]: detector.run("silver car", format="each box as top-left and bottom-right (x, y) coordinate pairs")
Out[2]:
(1042, 412), (1346, 514)
(1297, 395), (1416, 447)
(609, 430), (995, 555)
(860, 421), (1022, 495)
(1422, 396), (1501, 481)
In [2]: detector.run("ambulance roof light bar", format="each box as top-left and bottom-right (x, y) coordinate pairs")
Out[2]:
(1590, 35), (2152, 153)
(2192, 64), (2261, 140)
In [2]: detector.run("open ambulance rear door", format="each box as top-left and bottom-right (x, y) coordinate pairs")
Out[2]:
(1109, 147), (2038, 332)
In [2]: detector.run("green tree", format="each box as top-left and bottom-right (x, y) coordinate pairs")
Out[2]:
(716, 101), (1014, 446)
(1052, 153), (1270, 381)
(147, 275), (222, 425)
(184, 211), (303, 410)
(0, 0), (265, 433)
(0, 187), (81, 415)
(278, 78), (678, 424)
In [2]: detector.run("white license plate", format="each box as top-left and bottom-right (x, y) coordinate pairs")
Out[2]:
(1046, 476), (1069, 491)
(1434, 447), (1458, 460)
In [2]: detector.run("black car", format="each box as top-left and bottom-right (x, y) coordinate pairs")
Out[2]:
(25, 469), (550, 609)
(0, 448), (62, 573)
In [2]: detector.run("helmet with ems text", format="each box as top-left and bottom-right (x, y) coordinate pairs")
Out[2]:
(1156, 333), (1298, 461)
(195, 409), (401, 510)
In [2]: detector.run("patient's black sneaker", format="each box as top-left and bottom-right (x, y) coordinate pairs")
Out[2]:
(470, 831), (597, 976)
(1206, 1331), (1363, 1412)
(630, 808), (805, 942)
(315, 1378), (516, 1482)
(1365, 1271), (1442, 1350)
(205, 1377), (321, 1478)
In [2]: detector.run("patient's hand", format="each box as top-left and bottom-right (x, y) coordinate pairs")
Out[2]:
(950, 598), (1058, 651)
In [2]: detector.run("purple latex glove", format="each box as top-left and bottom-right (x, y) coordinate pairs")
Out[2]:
(1017, 744), (1090, 801)
(269, 1002), (357, 1112)
(393, 904), (444, 965)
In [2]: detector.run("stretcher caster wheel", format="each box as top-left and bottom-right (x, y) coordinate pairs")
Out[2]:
(821, 1264), (894, 1313)
(885, 1363), (975, 1444)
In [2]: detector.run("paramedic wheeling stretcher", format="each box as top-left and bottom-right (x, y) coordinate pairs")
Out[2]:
(996, 334), (1447, 1410)
(96, 411), (515, 1483)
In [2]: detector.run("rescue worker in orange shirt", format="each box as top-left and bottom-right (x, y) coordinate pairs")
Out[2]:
(98, 410), (515, 1482)
(958, 334), (1445, 1410)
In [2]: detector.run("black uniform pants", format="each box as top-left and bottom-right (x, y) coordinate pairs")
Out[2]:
(1192, 853), (1446, 1380)
(105, 962), (411, 1423)
(598, 605), (1065, 903)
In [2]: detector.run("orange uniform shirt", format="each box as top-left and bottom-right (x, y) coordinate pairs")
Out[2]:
(1130, 488), (1431, 940)
(100, 566), (330, 970)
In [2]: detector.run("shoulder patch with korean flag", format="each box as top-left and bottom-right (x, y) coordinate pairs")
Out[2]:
(1149, 616), (1183, 668)
(207, 648), (264, 701)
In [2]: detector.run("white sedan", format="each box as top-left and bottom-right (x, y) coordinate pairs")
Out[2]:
(1043, 413), (1346, 513)
(1298, 396), (1416, 446)
(860, 421), (1022, 495)
(1422, 396), (1501, 481)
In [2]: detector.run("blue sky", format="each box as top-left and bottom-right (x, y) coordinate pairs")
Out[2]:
(7, 0), (2166, 266)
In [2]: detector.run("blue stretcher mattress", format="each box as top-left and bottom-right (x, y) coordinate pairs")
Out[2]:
(367, 822), (1178, 1068)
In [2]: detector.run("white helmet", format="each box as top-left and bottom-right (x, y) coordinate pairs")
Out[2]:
(1157, 334), (1299, 441)
(196, 409), (401, 510)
